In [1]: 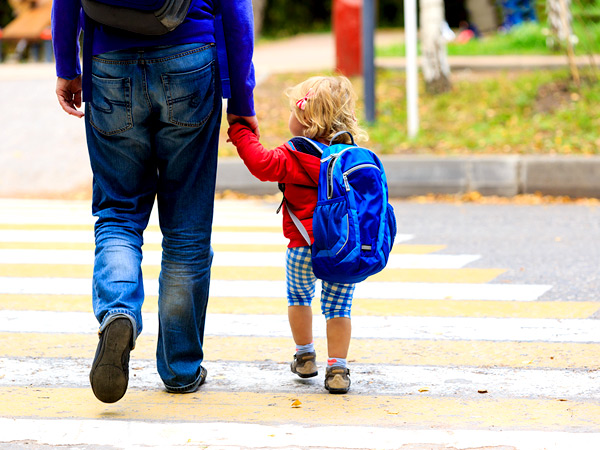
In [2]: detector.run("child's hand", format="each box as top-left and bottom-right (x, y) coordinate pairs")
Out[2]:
(227, 114), (260, 139)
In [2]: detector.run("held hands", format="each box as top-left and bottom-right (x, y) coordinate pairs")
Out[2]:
(56, 76), (84, 118)
(227, 114), (260, 140)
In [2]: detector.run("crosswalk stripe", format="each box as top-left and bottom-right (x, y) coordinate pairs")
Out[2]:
(0, 223), (283, 232)
(2, 294), (595, 318)
(0, 249), (481, 269)
(1, 387), (599, 430)
(0, 311), (597, 342)
(0, 229), (415, 246)
(8, 198), (590, 444)
(0, 241), (446, 255)
(1, 418), (598, 450)
(0, 277), (552, 300)
(0, 229), (284, 245)
(1, 333), (597, 369)
(3, 358), (600, 398)
(0, 265), (504, 283)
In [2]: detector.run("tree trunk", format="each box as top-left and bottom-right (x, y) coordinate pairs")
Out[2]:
(546, 0), (573, 47)
(420, 0), (451, 94)
(465, 0), (498, 34)
(252, 0), (267, 39)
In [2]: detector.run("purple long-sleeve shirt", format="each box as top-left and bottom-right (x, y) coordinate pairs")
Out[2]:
(51, 0), (255, 116)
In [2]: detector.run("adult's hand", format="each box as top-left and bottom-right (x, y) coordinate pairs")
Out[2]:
(56, 76), (84, 118)
(227, 114), (260, 139)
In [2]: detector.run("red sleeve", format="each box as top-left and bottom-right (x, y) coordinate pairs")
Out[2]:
(228, 123), (317, 186)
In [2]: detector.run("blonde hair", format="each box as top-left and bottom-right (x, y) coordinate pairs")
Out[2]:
(286, 76), (368, 145)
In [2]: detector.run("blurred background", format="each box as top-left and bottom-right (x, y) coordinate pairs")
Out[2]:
(0, 0), (598, 197)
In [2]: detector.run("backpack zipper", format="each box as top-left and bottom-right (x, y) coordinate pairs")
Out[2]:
(326, 147), (354, 199)
(327, 155), (338, 199)
(342, 163), (380, 191)
(335, 214), (350, 256)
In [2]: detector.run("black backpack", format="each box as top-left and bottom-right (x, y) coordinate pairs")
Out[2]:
(80, 0), (231, 98)
(81, 0), (191, 36)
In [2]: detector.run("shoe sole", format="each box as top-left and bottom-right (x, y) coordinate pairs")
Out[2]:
(291, 361), (318, 378)
(325, 385), (349, 394)
(90, 319), (132, 403)
(325, 373), (350, 394)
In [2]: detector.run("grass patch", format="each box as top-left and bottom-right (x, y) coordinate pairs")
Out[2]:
(219, 69), (600, 157)
(376, 22), (600, 57)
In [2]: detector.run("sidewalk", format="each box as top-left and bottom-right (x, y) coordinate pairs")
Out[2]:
(240, 32), (600, 199)
(1, 31), (599, 198)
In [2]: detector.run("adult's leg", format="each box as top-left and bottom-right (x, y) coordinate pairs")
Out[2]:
(85, 49), (158, 402)
(86, 50), (157, 345)
(145, 44), (222, 392)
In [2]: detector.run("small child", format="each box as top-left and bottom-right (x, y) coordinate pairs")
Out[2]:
(227, 75), (368, 394)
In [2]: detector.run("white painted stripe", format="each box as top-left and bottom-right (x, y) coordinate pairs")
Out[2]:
(0, 277), (551, 301)
(3, 358), (599, 399)
(0, 229), (414, 246)
(0, 249), (478, 269)
(0, 199), (283, 227)
(0, 418), (598, 450)
(0, 311), (597, 342)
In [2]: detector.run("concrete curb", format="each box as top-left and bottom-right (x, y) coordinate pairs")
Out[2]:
(216, 155), (600, 198)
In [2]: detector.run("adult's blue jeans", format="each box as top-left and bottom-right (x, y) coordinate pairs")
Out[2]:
(85, 43), (221, 392)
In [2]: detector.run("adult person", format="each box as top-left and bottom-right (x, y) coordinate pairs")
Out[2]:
(52, 0), (258, 403)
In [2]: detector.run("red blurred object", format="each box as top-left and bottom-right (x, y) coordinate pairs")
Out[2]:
(455, 29), (475, 44)
(333, 0), (362, 77)
(40, 27), (52, 41)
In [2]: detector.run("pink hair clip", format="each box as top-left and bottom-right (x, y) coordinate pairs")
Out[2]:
(295, 88), (315, 111)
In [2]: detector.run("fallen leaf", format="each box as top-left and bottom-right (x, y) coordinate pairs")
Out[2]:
(478, 389), (488, 394)
(418, 388), (429, 393)
(291, 399), (302, 408)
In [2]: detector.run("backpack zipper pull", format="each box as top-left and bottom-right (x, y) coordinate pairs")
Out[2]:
(343, 174), (351, 191)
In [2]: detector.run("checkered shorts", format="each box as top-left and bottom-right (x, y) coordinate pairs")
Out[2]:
(286, 246), (355, 320)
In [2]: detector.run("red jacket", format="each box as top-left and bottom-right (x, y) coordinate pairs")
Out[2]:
(228, 123), (321, 248)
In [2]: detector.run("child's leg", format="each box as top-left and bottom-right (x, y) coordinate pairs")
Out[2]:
(288, 305), (313, 346)
(326, 316), (351, 359)
(321, 281), (355, 362)
(321, 280), (355, 393)
(286, 247), (319, 378)
(286, 246), (317, 346)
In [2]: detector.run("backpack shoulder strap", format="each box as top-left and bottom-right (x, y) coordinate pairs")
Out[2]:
(285, 204), (312, 247)
(288, 136), (325, 158)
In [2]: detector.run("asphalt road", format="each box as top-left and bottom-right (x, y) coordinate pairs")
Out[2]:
(391, 200), (600, 304)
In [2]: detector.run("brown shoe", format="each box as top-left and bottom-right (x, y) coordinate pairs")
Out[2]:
(324, 366), (350, 394)
(290, 351), (318, 378)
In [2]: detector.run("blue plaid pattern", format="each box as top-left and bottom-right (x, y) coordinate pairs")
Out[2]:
(286, 246), (356, 319)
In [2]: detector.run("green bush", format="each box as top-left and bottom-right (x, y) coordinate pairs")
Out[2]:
(0, 0), (14, 29)
(261, 0), (332, 37)
(260, 0), (404, 38)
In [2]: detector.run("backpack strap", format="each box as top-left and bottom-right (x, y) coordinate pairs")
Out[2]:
(285, 204), (312, 247)
(288, 136), (325, 157)
(329, 131), (355, 146)
(213, 0), (231, 98)
(277, 137), (324, 246)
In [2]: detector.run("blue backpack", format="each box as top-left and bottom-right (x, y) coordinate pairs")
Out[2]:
(287, 132), (397, 284)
